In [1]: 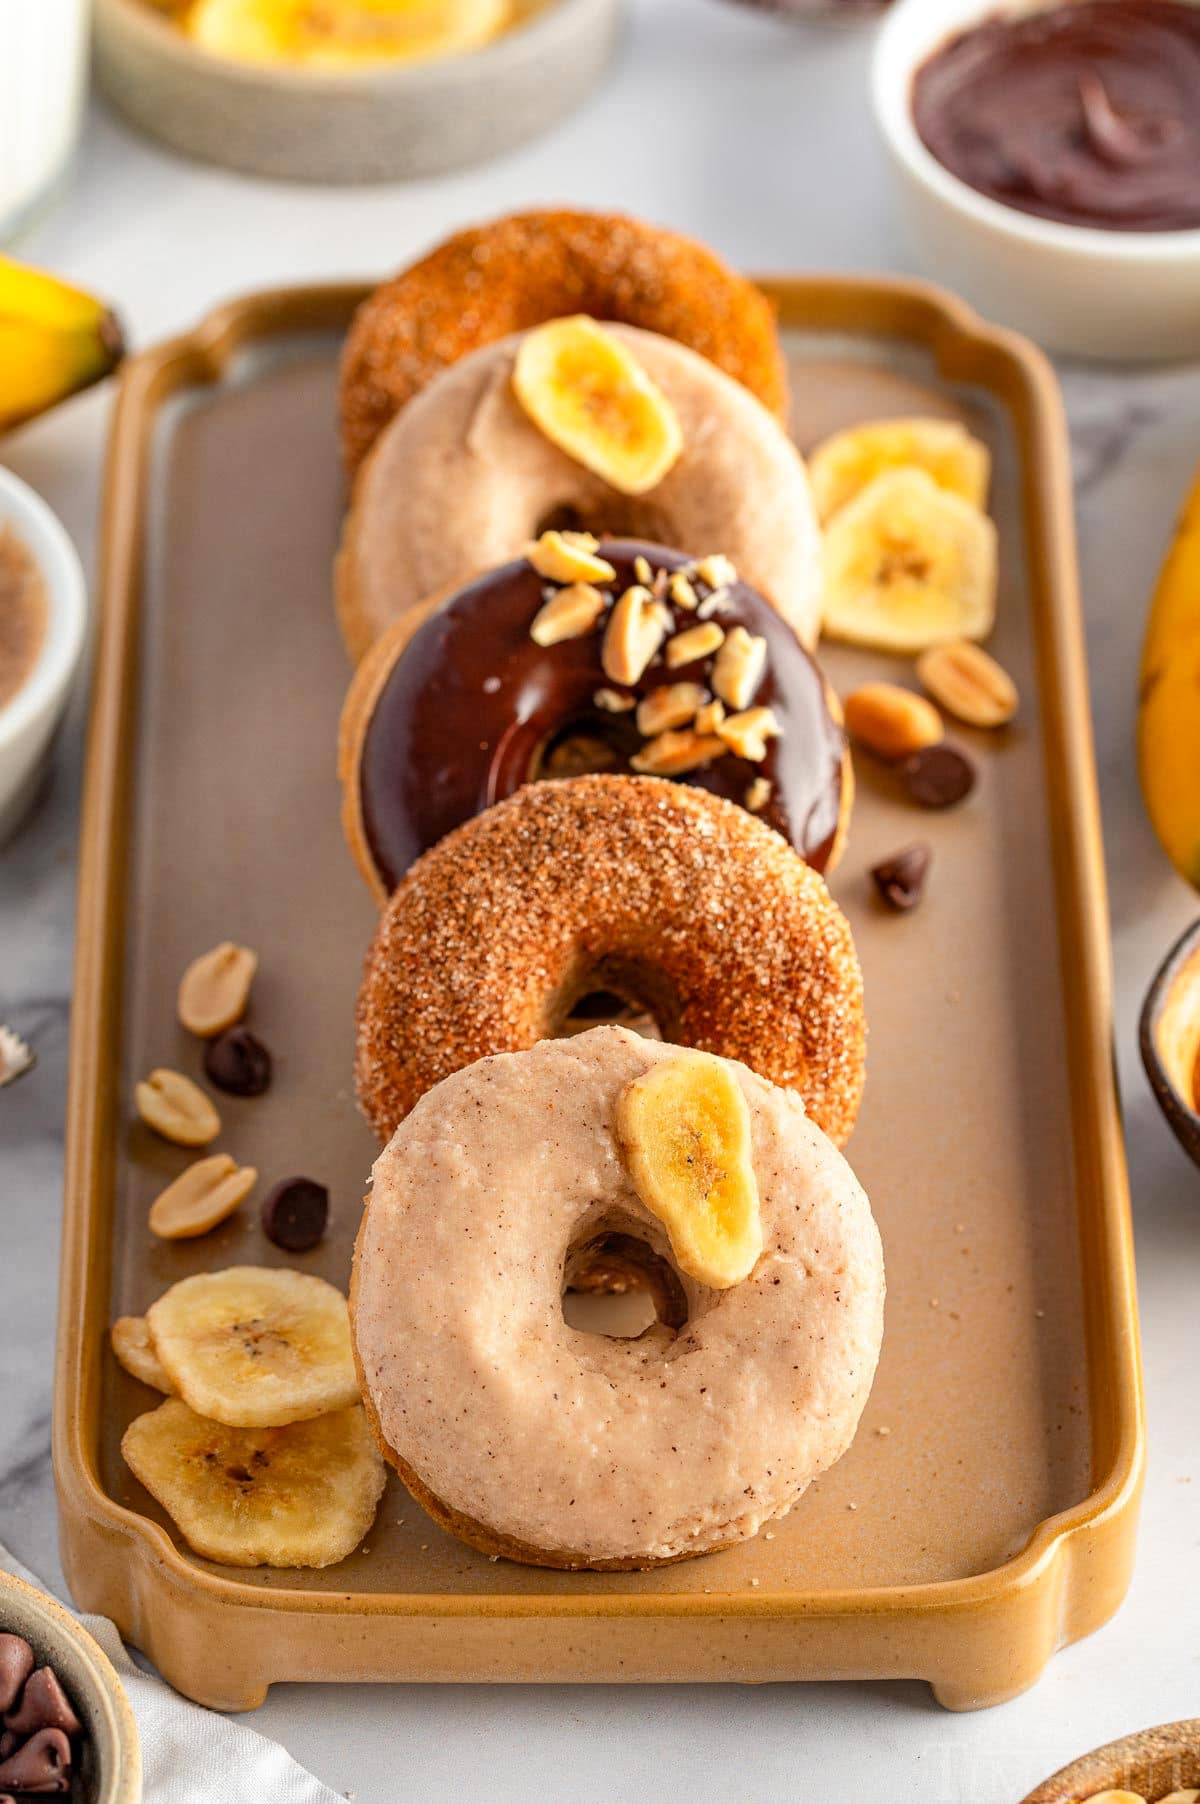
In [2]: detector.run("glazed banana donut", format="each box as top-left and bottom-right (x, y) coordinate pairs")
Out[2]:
(339, 538), (851, 898)
(335, 324), (821, 661)
(338, 208), (788, 479)
(355, 774), (866, 1148)
(350, 1025), (885, 1569)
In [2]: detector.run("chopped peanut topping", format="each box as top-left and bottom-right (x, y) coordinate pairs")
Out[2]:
(744, 777), (772, 813)
(718, 706), (781, 763)
(712, 626), (767, 710)
(693, 698), (726, 737)
(636, 683), (708, 738)
(602, 585), (669, 686)
(529, 582), (607, 646)
(669, 571), (699, 610)
(665, 621), (725, 669)
(631, 729), (727, 775)
(594, 687), (635, 713)
(525, 530), (616, 585)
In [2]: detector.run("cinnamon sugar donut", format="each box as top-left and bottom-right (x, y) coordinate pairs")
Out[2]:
(350, 1025), (885, 1569)
(355, 775), (866, 1148)
(339, 538), (851, 898)
(336, 324), (821, 660)
(339, 209), (788, 478)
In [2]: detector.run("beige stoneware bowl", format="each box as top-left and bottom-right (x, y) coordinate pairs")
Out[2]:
(0, 1566), (140, 1804)
(94, 0), (622, 183)
(1022, 1720), (1200, 1800)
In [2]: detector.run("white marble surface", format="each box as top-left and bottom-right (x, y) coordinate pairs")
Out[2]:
(2, 3), (1199, 1798)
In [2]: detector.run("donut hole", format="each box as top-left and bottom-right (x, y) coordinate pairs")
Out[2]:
(562, 1230), (688, 1339)
(554, 955), (675, 1042)
(533, 500), (674, 544)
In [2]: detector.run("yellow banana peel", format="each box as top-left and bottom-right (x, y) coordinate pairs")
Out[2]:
(0, 255), (124, 433)
(1138, 463), (1200, 887)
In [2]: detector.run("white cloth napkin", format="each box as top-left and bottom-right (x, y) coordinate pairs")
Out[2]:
(1, 1544), (341, 1804)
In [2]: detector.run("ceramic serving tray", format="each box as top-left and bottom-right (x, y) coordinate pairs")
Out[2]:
(55, 277), (1143, 1712)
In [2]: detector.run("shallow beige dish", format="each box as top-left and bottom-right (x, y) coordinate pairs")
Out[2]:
(94, 0), (621, 183)
(0, 1566), (140, 1804)
(1023, 1719), (1200, 1802)
(55, 276), (1140, 1713)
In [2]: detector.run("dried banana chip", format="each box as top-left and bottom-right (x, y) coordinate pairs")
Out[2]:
(147, 1266), (359, 1427)
(122, 1398), (385, 1568)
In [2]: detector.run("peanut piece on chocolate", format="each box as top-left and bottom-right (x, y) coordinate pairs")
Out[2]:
(602, 585), (667, 686)
(844, 683), (943, 762)
(631, 729), (727, 776)
(525, 530), (615, 585)
(693, 554), (738, 590)
(135, 1068), (221, 1147)
(694, 698), (726, 737)
(916, 639), (1019, 727)
(178, 941), (258, 1039)
(593, 687), (635, 713)
(744, 777), (772, 813)
(665, 621), (724, 669)
(529, 582), (607, 647)
(711, 626), (766, 711)
(668, 571), (699, 610)
(717, 706), (781, 763)
(636, 683), (708, 738)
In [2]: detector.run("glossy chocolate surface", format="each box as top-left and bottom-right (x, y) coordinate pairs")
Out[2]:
(358, 540), (844, 892)
(913, 0), (1200, 233)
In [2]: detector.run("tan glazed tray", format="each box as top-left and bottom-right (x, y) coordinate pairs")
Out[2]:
(55, 276), (1143, 1712)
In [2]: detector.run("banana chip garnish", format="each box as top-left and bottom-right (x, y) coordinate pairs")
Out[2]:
(616, 1052), (762, 1289)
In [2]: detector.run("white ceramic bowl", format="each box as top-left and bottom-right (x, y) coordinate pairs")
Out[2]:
(0, 466), (87, 841)
(872, 0), (1200, 359)
(94, 0), (622, 184)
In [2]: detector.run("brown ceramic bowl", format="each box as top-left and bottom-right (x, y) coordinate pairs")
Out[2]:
(0, 1567), (140, 1803)
(1022, 1720), (1200, 1801)
(1140, 918), (1200, 1169)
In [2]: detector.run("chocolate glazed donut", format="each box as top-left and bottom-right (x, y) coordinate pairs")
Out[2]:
(340, 539), (850, 899)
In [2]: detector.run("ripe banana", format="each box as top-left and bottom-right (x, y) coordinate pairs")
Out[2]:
(1138, 463), (1200, 887)
(185, 0), (511, 68)
(0, 256), (124, 433)
(513, 315), (684, 497)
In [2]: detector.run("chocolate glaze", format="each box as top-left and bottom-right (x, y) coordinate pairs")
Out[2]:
(913, 0), (1200, 232)
(358, 540), (845, 892)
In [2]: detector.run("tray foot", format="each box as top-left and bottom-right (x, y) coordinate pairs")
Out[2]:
(931, 1670), (1041, 1712)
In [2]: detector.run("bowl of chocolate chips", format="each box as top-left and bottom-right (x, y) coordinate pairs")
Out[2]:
(0, 1567), (139, 1802)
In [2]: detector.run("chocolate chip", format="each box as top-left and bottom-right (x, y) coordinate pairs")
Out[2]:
(261, 1177), (329, 1252)
(900, 743), (976, 808)
(5, 1669), (80, 1739)
(871, 844), (932, 911)
(203, 1026), (272, 1097)
(0, 1726), (72, 1793)
(0, 1640), (32, 1715)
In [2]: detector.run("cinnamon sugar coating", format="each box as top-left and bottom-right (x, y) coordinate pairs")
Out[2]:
(338, 209), (788, 477)
(355, 775), (865, 1147)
